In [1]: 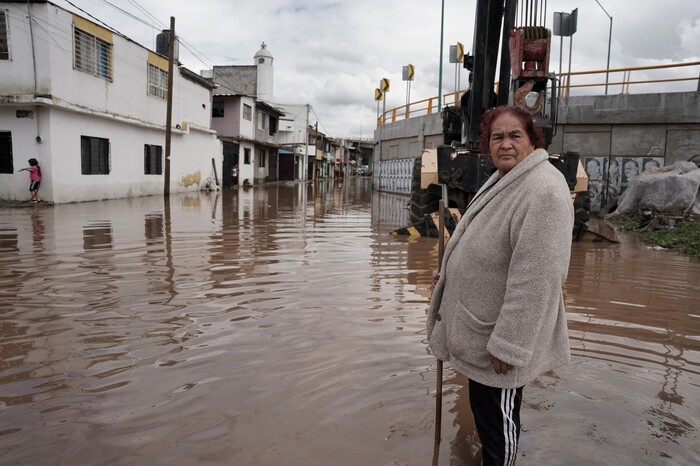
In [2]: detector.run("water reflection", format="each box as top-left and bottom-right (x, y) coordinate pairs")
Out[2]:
(0, 181), (698, 465)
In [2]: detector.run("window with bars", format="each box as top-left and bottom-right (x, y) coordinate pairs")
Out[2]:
(258, 149), (266, 167)
(147, 64), (167, 99)
(144, 144), (162, 175)
(74, 27), (112, 79)
(0, 11), (9, 60)
(269, 116), (278, 136)
(212, 101), (224, 118)
(243, 148), (251, 164)
(243, 104), (252, 121)
(81, 136), (110, 175)
(0, 131), (13, 173)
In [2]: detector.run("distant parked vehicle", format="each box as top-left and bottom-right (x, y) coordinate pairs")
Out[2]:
(358, 165), (372, 176)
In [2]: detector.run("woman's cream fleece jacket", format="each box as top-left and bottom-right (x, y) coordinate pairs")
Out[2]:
(427, 149), (574, 389)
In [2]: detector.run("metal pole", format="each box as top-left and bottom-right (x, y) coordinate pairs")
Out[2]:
(164, 16), (175, 198)
(438, 0), (445, 112)
(594, 1), (613, 95)
(559, 35), (564, 77)
(605, 17), (612, 95)
(567, 34), (573, 97)
(434, 193), (447, 444)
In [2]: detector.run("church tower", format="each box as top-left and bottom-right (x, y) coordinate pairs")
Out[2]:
(255, 42), (274, 100)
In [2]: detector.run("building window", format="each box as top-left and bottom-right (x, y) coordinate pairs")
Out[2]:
(0, 11), (9, 60)
(0, 131), (12, 173)
(212, 101), (224, 118)
(144, 144), (162, 175)
(243, 104), (252, 121)
(258, 112), (267, 130)
(81, 136), (110, 174)
(269, 117), (278, 136)
(147, 64), (167, 99)
(243, 148), (251, 164)
(74, 28), (112, 79)
(258, 149), (266, 167)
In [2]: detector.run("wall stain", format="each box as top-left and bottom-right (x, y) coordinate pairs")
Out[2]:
(179, 171), (202, 188)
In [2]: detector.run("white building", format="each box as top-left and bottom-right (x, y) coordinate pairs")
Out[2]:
(208, 44), (311, 184)
(0, 1), (221, 203)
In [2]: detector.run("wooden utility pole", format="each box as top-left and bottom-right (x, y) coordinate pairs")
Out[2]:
(164, 16), (175, 197)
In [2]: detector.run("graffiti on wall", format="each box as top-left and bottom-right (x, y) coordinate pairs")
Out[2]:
(583, 156), (664, 211)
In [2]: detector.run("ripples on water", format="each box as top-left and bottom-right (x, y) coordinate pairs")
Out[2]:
(0, 180), (698, 465)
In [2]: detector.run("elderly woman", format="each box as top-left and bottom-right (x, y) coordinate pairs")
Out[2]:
(427, 106), (574, 465)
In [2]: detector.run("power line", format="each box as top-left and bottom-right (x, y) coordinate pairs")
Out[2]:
(125, 0), (215, 70)
(310, 106), (332, 138)
(98, 0), (156, 30)
(62, 0), (120, 34)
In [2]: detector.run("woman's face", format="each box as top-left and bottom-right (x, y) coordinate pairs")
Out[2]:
(488, 113), (535, 176)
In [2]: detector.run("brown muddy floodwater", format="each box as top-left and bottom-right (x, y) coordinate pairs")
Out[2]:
(0, 179), (698, 466)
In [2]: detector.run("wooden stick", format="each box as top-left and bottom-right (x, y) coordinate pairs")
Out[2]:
(434, 198), (446, 443)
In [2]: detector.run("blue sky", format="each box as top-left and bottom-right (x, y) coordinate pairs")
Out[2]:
(56, 0), (700, 138)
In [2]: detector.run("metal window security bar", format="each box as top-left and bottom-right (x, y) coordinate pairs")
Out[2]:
(0, 131), (13, 173)
(144, 144), (163, 175)
(74, 28), (112, 79)
(81, 136), (110, 175)
(147, 64), (168, 99)
(0, 10), (9, 60)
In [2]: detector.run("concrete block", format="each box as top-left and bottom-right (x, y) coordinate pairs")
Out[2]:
(611, 125), (666, 156)
(549, 128), (564, 153)
(564, 124), (612, 133)
(665, 130), (700, 165)
(563, 132), (611, 157)
(409, 141), (422, 159)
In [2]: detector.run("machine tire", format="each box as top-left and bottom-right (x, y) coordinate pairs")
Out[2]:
(409, 157), (441, 224)
(573, 191), (591, 223)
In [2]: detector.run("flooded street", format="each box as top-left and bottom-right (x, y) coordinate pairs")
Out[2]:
(1, 179), (698, 466)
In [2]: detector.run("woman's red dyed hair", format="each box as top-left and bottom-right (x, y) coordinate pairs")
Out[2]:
(478, 106), (545, 154)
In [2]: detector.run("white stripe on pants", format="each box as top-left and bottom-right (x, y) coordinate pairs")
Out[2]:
(500, 388), (517, 466)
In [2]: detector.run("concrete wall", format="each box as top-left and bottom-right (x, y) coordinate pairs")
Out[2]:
(374, 92), (700, 163)
(372, 92), (700, 207)
(549, 92), (700, 166)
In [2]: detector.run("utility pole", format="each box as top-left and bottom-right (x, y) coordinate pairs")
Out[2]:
(438, 0), (445, 112)
(305, 104), (311, 181)
(164, 16), (175, 197)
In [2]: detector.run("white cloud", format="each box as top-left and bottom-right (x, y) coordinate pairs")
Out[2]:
(55, 0), (699, 137)
(677, 18), (700, 57)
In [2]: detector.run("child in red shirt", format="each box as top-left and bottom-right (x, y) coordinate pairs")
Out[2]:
(18, 158), (42, 203)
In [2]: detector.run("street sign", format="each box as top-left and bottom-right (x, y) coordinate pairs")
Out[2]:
(402, 64), (415, 81)
(375, 88), (383, 101)
(449, 42), (465, 64)
(553, 9), (578, 36)
(380, 78), (390, 93)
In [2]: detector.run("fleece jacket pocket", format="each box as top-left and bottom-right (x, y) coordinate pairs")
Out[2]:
(447, 302), (495, 368)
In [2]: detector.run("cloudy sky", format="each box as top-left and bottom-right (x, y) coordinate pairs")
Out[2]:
(56, 0), (699, 138)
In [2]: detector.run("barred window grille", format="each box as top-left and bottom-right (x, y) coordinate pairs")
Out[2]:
(243, 104), (252, 121)
(0, 11), (9, 60)
(0, 131), (13, 173)
(147, 64), (167, 99)
(144, 144), (163, 175)
(81, 136), (110, 175)
(74, 27), (112, 79)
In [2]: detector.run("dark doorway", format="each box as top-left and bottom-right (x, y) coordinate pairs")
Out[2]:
(269, 149), (279, 181)
(222, 142), (240, 188)
(279, 153), (295, 181)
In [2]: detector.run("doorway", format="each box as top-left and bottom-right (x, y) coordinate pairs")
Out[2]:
(222, 142), (240, 188)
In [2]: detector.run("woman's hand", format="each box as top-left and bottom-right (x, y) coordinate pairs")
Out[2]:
(488, 354), (513, 375)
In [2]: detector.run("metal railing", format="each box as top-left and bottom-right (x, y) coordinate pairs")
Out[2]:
(378, 61), (700, 127)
